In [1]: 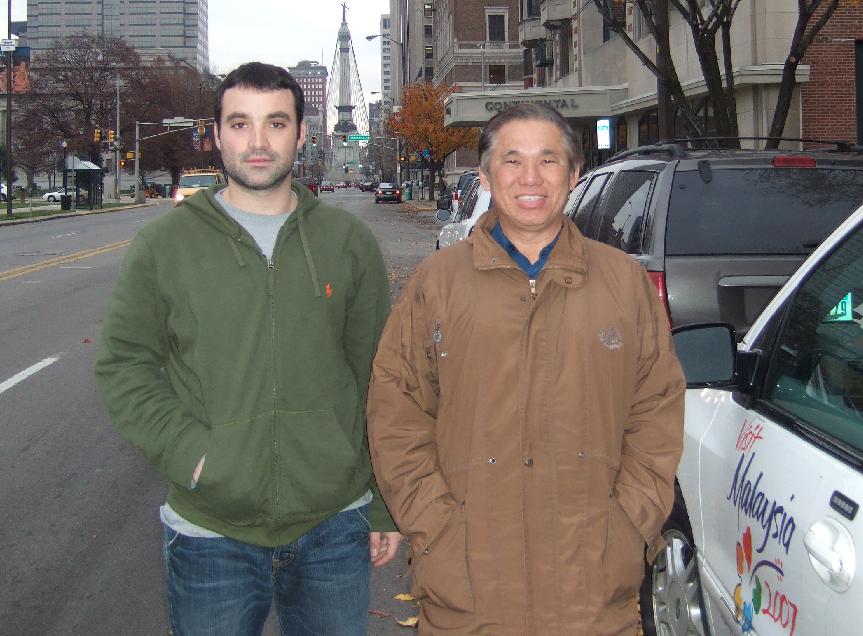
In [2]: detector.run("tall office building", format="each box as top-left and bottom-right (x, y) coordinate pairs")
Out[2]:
(25, 0), (210, 72)
(289, 60), (329, 149)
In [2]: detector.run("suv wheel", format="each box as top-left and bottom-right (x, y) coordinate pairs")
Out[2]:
(640, 493), (709, 636)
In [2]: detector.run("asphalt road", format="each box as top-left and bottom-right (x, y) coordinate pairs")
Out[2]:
(0, 190), (441, 635)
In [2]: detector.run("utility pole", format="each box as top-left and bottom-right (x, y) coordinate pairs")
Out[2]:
(114, 76), (121, 199)
(5, 0), (13, 217)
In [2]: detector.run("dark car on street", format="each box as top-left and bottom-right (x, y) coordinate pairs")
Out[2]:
(374, 182), (402, 204)
(565, 140), (863, 338)
(360, 181), (377, 192)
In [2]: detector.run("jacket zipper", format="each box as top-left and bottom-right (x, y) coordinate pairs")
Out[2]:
(529, 278), (537, 300)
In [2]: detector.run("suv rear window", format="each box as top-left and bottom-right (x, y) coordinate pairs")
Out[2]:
(179, 174), (219, 187)
(666, 168), (863, 256)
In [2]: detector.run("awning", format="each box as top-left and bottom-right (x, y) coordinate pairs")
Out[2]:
(443, 64), (811, 128)
(65, 157), (101, 171)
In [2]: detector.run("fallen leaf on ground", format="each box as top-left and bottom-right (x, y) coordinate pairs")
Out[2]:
(396, 616), (419, 627)
(393, 593), (416, 602)
(368, 609), (391, 618)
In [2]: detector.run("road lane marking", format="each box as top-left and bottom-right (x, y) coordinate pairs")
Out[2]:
(0, 239), (131, 283)
(0, 356), (62, 396)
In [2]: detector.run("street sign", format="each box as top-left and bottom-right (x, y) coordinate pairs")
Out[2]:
(347, 134), (370, 141)
(0, 39), (16, 52)
(162, 117), (195, 128)
(126, 151), (135, 159)
(422, 149), (430, 159)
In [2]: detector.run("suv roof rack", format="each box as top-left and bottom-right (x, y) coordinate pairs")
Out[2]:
(608, 143), (687, 162)
(657, 136), (863, 153)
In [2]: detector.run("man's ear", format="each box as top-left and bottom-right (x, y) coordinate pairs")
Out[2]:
(479, 169), (491, 192)
(214, 123), (222, 152)
(298, 120), (307, 146)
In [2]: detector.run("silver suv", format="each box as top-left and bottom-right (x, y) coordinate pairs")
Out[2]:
(566, 142), (863, 337)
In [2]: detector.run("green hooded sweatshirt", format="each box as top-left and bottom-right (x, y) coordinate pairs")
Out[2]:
(95, 183), (396, 547)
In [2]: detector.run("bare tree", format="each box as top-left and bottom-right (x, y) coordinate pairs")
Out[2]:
(594, 0), (839, 146)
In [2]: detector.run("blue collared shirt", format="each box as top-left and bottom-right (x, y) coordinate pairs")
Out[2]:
(491, 221), (560, 279)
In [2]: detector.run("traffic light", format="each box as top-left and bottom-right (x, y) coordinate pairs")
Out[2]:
(197, 119), (206, 135)
(119, 159), (126, 167)
(94, 128), (102, 143)
(107, 129), (115, 144)
(344, 164), (348, 174)
(310, 134), (317, 146)
(341, 134), (347, 143)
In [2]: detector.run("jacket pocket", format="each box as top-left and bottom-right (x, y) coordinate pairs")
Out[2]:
(194, 414), (271, 525)
(411, 505), (474, 615)
(275, 408), (359, 515)
(602, 497), (646, 606)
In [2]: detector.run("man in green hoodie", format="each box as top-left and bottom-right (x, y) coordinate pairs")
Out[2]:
(96, 62), (400, 635)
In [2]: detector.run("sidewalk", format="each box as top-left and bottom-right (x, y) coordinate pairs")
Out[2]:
(0, 199), (158, 227)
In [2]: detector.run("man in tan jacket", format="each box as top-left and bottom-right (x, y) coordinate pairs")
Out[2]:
(367, 103), (685, 634)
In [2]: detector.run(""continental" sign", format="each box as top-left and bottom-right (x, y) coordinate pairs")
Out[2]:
(484, 98), (579, 112)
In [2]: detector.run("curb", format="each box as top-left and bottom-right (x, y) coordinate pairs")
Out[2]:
(0, 202), (158, 227)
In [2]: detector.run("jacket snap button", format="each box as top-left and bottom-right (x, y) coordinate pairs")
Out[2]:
(564, 277), (572, 284)
(423, 548), (429, 555)
(488, 458), (496, 464)
(524, 458), (533, 466)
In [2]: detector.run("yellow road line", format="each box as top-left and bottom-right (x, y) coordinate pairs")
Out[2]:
(0, 239), (132, 283)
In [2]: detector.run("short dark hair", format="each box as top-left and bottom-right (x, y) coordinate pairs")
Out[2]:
(214, 62), (305, 138)
(478, 103), (583, 173)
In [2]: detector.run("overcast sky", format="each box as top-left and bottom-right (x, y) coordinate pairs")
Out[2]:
(6, 0), (390, 105)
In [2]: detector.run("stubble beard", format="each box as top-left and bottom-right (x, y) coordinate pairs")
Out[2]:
(223, 151), (293, 192)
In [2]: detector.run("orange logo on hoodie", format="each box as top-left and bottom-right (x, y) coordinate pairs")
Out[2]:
(325, 283), (333, 298)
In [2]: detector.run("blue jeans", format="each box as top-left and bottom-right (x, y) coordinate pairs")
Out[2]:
(163, 506), (371, 636)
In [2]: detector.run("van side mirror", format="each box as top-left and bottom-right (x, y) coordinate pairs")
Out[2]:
(436, 208), (452, 222)
(672, 323), (737, 387)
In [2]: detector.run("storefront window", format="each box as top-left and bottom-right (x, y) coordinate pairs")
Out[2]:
(638, 110), (658, 145)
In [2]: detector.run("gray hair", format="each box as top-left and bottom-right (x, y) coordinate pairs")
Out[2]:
(478, 103), (583, 174)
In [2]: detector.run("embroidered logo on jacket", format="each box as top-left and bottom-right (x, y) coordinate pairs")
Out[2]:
(325, 283), (333, 298)
(598, 327), (623, 351)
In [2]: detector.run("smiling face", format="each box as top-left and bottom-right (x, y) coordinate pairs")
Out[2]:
(215, 86), (305, 194)
(479, 118), (580, 241)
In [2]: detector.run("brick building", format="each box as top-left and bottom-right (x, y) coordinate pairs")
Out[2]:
(800, 3), (863, 145)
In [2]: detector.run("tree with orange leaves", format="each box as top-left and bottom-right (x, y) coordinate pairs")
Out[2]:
(387, 82), (478, 201)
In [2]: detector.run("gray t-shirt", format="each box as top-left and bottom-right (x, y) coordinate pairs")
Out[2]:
(215, 190), (290, 260)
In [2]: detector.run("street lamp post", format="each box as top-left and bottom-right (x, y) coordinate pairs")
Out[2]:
(366, 33), (403, 104)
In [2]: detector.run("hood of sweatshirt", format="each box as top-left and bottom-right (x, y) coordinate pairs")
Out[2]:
(181, 181), (325, 297)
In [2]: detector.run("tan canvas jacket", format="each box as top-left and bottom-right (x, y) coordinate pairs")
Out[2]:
(368, 211), (685, 634)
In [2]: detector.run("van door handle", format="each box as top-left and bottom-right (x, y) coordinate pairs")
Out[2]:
(804, 518), (856, 591)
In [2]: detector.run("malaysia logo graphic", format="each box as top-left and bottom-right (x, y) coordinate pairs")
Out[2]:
(598, 326), (623, 351)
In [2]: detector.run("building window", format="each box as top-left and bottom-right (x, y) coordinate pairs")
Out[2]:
(616, 118), (628, 152)
(424, 24), (432, 39)
(382, 18), (390, 29)
(424, 2), (433, 18)
(424, 46), (433, 60)
(487, 14), (506, 42)
(638, 110), (658, 145)
(489, 64), (506, 85)
(632, 4), (649, 41)
(523, 0), (540, 19)
(602, 0), (611, 42)
(558, 21), (571, 78)
(425, 66), (434, 82)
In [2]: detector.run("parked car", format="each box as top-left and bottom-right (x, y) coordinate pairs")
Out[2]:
(374, 182), (402, 204)
(41, 188), (80, 203)
(359, 181), (377, 192)
(565, 141), (863, 337)
(451, 170), (479, 217)
(295, 176), (319, 196)
(436, 176), (492, 250)
(647, 202), (863, 636)
(319, 181), (335, 192)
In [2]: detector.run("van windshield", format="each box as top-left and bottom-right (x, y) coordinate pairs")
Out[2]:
(667, 168), (863, 255)
(179, 174), (219, 187)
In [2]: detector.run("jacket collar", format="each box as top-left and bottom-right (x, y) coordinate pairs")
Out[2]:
(470, 209), (589, 286)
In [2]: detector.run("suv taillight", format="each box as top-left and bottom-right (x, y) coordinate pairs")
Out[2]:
(647, 271), (672, 327)
(773, 156), (816, 168)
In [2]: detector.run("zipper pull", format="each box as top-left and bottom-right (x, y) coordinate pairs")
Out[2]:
(433, 320), (442, 343)
(267, 258), (274, 271)
(529, 279), (537, 299)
